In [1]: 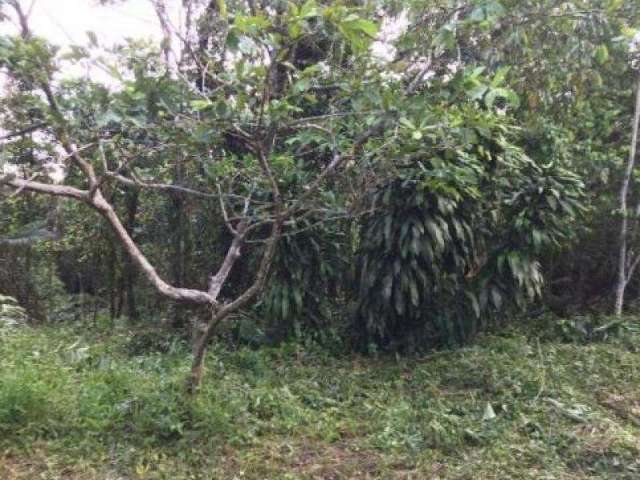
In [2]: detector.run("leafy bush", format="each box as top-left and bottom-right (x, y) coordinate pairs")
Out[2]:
(522, 313), (640, 346)
(259, 218), (346, 343)
(0, 373), (53, 433)
(354, 108), (584, 351)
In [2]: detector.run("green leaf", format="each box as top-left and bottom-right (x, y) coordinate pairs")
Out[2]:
(191, 99), (212, 111)
(293, 79), (310, 93)
(468, 85), (488, 101)
(349, 19), (378, 38)
(490, 288), (502, 310)
(399, 117), (416, 130)
(217, 0), (228, 20)
(300, 0), (320, 18)
(491, 67), (510, 87)
(466, 291), (480, 318)
(96, 110), (122, 127)
(409, 279), (420, 307)
(594, 45), (609, 65)
(226, 31), (240, 51)
(234, 15), (271, 34)
(485, 88), (520, 109)
(394, 284), (405, 315)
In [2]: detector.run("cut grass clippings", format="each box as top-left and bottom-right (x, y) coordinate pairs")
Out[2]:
(0, 321), (639, 479)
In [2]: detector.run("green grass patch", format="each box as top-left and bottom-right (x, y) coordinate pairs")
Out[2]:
(0, 321), (639, 479)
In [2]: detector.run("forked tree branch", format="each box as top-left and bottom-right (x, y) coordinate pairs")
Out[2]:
(4, 1), (266, 307)
(90, 189), (215, 304)
(190, 214), (282, 390)
(2, 171), (217, 303)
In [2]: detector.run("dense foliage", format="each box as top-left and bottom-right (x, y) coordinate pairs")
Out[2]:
(0, 0), (639, 353)
(1, 1), (640, 477)
(355, 106), (584, 350)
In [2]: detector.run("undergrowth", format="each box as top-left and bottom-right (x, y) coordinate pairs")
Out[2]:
(0, 316), (639, 479)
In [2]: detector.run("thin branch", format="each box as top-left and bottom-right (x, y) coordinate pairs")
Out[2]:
(150, 0), (173, 66)
(208, 218), (248, 299)
(105, 168), (217, 199)
(191, 213), (282, 384)
(1, 174), (88, 200)
(283, 110), (386, 130)
(257, 148), (282, 209)
(216, 183), (254, 236)
(0, 228), (58, 246)
(626, 253), (640, 286)
(0, 122), (47, 141)
(281, 129), (341, 218)
(0, 170), (41, 203)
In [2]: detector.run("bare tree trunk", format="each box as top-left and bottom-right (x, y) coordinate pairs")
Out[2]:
(188, 219), (282, 393)
(615, 73), (640, 316)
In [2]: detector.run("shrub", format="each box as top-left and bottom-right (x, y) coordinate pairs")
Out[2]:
(0, 371), (59, 435)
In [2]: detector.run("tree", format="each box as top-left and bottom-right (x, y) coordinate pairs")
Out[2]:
(0, 0), (387, 390)
(614, 49), (640, 316)
(388, 0), (639, 311)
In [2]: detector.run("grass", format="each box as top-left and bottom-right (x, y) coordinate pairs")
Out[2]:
(0, 318), (639, 479)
